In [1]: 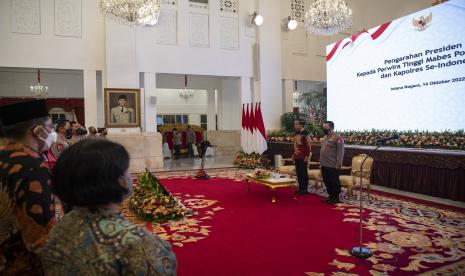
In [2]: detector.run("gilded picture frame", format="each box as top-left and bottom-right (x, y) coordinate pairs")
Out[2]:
(104, 88), (141, 128)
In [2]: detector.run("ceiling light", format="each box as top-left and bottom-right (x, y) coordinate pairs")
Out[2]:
(287, 16), (298, 30)
(251, 12), (264, 26)
(304, 0), (352, 36)
(99, 0), (161, 26)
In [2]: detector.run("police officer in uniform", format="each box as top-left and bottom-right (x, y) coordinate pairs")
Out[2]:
(320, 121), (344, 204)
(110, 95), (135, 124)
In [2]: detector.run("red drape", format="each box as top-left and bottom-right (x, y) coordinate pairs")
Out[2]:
(0, 97), (85, 125)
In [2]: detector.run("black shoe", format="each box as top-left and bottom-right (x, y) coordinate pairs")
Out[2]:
(322, 197), (332, 203)
(327, 198), (342, 204)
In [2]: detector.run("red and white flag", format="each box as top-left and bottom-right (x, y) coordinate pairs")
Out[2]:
(255, 102), (267, 154)
(244, 103), (251, 153)
(249, 103), (256, 154)
(241, 104), (246, 153)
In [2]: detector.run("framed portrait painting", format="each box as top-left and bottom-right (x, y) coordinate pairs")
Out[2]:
(104, 88), (141, 128)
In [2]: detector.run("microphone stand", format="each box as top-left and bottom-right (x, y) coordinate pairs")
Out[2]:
(195, 141), (213, 179)
(349, 142), (384, 259)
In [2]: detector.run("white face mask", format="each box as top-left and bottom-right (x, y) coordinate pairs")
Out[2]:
(39, 131), (56, 151)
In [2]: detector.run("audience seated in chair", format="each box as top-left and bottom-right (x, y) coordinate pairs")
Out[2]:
(40, 139), (177, 275)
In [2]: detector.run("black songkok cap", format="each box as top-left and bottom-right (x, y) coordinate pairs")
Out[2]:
(0, 100), (49, 126)
(118, 95), (127, 100)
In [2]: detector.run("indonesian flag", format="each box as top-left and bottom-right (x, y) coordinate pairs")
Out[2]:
(249, 102), (256, 154)
(255, 102), (267, 154)
(245, 104), (251, 153)
(241, 104), (247, 153)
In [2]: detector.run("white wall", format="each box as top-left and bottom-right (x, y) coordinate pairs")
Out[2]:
(218, 77), (241, 130)
(257, 0), (282, 130)
(155, 75), (240, 130)
(156, 88), (208, 114)
(156, 74), (220, 90)
(136, 0), (256, 77)
(0, 0), (105, 71)
(0, 67), (83, 98)
(281, 0), (432, 82)
(0, 0), (435, 133)
(297, 80), (325, 94)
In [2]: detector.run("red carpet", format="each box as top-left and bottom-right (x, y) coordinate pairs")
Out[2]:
(123, 173), (465, 275)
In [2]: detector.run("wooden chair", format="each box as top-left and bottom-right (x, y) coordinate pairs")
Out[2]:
(278, 160), (323, 192)
(278, 165), (296, 177)
(339, 154), (373, 198)
(308, 162), (323, 190)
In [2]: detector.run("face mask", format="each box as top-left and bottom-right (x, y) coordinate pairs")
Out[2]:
(323, 128), (330, 135)
(45, 131), (57, 149)
(34, 126), (53, 151)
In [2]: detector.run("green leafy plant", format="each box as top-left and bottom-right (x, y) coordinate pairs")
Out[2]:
(267, 129), (465, 151)
(129, 170), (188, 222)
(280, 112), (306, 133)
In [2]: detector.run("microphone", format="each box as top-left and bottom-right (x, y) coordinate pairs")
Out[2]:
(375, 133), (400, 143)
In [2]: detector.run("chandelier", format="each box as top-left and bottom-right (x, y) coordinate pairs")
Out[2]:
(99, 0), (161, 26)
(179, 75), (194, 102)
(30, 69), (48, 98)
(304, 0), (352, 36)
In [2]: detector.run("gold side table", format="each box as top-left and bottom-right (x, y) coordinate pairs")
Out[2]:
(245, 174), (298, 203)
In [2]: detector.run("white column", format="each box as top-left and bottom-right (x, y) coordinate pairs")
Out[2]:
(83, 70), (98, 128)
(216, 87), (223, 130)
(207, 89), (216, 130)
(143, 72), (157, 133)
(257, 0), (283, 130)
(219, 78), (241, 130)
(283, 79), (294, 113)
(105, 20), (138, 88)
(96, 71), (104, 127)
(105, 19), (140, 133)
(240, 76), (252, 104)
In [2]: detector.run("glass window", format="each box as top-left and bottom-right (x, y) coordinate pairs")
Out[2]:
(163, 115), (176, 124)
(182, 115), (189, 124)
(200, 114), (207, 130)
(157, 115), (163, 125)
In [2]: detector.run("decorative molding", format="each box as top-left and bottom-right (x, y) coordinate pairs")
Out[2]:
(160, 0), (177, 6)
(220, 17), (239, 50)
(220, 0), (238, 14)
(189, 13), (209, 48)
(189, 0), (208, 10)
(290, 0), (305, 22)
(11, 0), (41, 35)
(54, 0), (82, 38)
(156, 9), (177, 45)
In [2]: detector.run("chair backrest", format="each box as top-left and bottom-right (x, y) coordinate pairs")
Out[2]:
(351, 154), (373, 178)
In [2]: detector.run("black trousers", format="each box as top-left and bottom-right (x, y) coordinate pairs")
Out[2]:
(174, 145), (181, 158)
(321, 166), (341, 199)
(294, 159), (309, 193)
(187, 143), (194, 157)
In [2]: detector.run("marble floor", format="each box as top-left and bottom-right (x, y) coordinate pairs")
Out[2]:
(158, 155), (235, 172)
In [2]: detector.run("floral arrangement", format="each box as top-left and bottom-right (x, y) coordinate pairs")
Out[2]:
(267, 129), (465, 151)
(234, 151), (270, 169)
(253, 169), (271, 180)
(129, 170), (188, 222)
